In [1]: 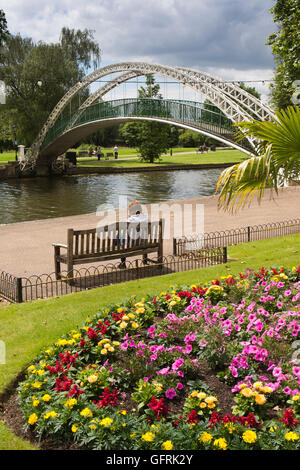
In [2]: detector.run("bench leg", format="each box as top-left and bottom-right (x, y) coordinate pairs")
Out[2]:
(54, 246), (61, 280)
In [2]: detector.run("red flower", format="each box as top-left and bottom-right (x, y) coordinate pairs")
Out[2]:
(67, 384), (84, 398)
(187, 410), (200, 424)
(147, 396), (169, 418)
(54, 375), (73, 392)
(94, 387), (119, 408)
(279, 408), (299, 429)
(87, 327), (99, 342)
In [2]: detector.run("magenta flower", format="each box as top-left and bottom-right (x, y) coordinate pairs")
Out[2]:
(273, 366), (282, 377)
(292, 367), (300, 377)
(165, 388), (177, 399)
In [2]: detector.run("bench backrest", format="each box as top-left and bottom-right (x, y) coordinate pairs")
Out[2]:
(67, 219), (163, 260)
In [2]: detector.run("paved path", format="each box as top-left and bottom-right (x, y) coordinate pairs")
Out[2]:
(0, 186), (299, 277)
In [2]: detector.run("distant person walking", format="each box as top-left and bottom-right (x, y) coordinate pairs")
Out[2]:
(114, 145), (118, 159)
(97, 146), (102, 160)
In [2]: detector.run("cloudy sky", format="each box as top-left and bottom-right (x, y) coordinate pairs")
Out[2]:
(1, 0), (277, 102)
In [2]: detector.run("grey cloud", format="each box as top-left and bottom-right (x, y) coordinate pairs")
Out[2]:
(2, 0), (275, 73)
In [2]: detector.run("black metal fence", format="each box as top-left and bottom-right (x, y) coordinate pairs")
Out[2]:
(173, 218), (300, 255)
(0, 249), (226, 303)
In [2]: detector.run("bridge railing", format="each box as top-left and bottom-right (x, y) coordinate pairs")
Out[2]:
(40, 98), (237, 152)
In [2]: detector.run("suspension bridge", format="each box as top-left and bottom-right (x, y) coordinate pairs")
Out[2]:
(21, 62), (276, 174)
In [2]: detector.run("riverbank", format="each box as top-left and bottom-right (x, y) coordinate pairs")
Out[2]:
(0, 186), (299, 277)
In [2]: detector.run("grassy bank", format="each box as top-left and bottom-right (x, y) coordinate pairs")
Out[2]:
(0, 233), (299, 449)
(77, 149), (247, 168)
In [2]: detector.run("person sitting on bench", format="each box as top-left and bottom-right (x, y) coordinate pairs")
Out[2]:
(118, 200), (148, 269)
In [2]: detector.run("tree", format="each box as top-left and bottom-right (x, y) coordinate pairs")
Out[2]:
(60, 27), (101, 72)
(0, 9), (9, 47)
(267, 0), (300, 109)
(0, 29), (101, 146)
(216, 106), (300, 213)
(120, 75), (171, 163)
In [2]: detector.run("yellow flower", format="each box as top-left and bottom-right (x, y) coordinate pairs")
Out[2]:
(135, 308), (145, 314)
(141, 432), (155, 442)
(205, 396), (217, 405)
(240, 387), (253, 398)
(71, 425), (79, 433)
(292, 395), (299, 401)
(242, 430), (257, 444)
(32, 399), (40, 407)
(87, 375), (98, 383)
(128, 313), (135, 319)
(64, 398), (77, 409)
(131, 322), (139, 329)
(199, 432), (212, 444)
(213, 438), (227, 450)
(37, 369), (45, 376)
(80, 408), (93, 418)
(225, 422), (236, 434)
(117, 307), (124, 313)
(253, 381), (263, 389)
(120, 322), (127, 329)
(200, 402), (207, 409)
(31, 381), (42, 389)
(197, 392), (207, 400)
(28, 413), (38, 425)
(44, 411), (58, 419)
(255, 394), (266, 405)
(98, 338), (110, 345)
(99, 417), (113, 427)
(285, 432), (299, 441)
(27, 365), (36, 373)
(42, 394), (51, 402)
(89, 425), (97, 430)
(101, 348), (108, 355)
(162, 440), (173, 450)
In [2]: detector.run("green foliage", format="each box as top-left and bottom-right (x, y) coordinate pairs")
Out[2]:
(267, 0), (300, 109)
(0, 29), (101, 146)
(216, 106), (300, 212)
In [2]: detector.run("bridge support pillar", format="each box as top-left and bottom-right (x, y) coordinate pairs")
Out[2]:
(35, 163), (52, 177)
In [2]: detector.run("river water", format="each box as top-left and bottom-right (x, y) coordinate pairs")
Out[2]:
(0, 168), (222, 224)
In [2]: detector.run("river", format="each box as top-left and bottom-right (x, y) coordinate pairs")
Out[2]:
(0, 168), (222, 224)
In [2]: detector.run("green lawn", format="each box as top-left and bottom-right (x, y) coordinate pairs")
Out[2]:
(77, 149), (247, 167)
(0, 151), (16, 163)
(0, 233), (299, 450)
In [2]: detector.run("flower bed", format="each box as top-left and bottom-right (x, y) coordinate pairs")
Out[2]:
(17, 266), (300, 450)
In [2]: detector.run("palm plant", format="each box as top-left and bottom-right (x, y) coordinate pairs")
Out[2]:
(216, 106), (300, 212)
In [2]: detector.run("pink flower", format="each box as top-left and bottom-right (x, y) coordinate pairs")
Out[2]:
(292, 367), (300, 378)
(165, 388), (177, 399)
(273, 366), (282, 377)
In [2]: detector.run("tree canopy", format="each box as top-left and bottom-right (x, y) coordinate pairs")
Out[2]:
(0, 28), (101, 146)
(120, 75), (171, 163)
(267, 0), (300, 109)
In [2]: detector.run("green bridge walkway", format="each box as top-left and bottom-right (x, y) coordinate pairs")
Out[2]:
(39, 98), (252, 162)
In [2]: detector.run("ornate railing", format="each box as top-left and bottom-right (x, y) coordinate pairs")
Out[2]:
(0, 249), (226, 303)
(40, 98), (239, 151)
(173, 218), (300, 255)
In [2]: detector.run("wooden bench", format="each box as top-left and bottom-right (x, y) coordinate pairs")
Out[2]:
(53, 219), (164, 279)
(105, 152), (113, 160)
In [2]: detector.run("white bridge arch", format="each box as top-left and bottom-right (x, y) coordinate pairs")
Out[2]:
(25, 62), (276, 169)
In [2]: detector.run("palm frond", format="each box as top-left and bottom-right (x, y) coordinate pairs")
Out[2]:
(216, 106), (300, 213)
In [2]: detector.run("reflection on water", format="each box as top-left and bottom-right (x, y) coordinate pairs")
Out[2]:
(0, 168), (222, 224)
